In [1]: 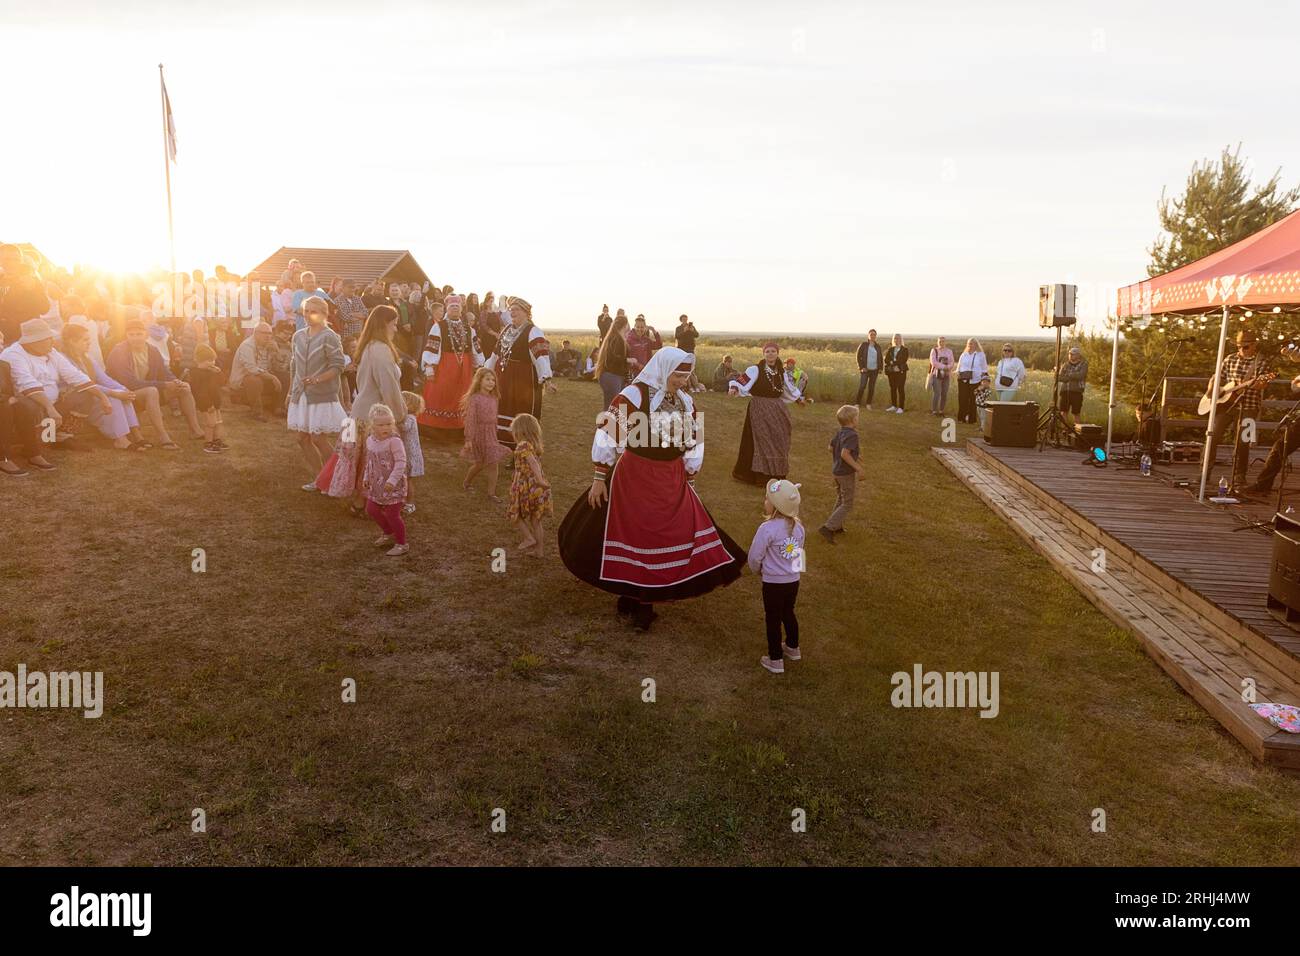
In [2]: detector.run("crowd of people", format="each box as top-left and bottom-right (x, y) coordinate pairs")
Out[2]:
(2, 240), (1086, 672)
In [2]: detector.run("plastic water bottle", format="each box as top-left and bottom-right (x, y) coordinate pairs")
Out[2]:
(1139, 453), (1151, 477)
(1218, 476), (1229, 497)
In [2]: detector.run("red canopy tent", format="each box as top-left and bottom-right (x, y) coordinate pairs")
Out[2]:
(1115, 208), (1300, 499)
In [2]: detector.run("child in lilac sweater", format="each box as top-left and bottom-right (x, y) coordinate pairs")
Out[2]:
(748, 479), (805, 675)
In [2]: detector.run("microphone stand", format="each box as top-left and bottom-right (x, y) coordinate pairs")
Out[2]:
(1273, 397), (1300, 517)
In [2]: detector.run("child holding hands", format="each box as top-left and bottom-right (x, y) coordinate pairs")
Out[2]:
(507, 413), (552, 557)
(362, 403), (409, 556)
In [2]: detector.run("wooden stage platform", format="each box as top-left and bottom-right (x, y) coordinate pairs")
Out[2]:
(935, 439), (1300, 768)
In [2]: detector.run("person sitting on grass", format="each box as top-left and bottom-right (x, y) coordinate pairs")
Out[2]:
(553, 339), (580, 379)
(228, 321), (283, 421)
(0, 319), (106, 470)
(59, 323), (152, 452)
(713, 354), (740, 391)
(817, 404), (865, 544)
(106, 317), (204, 449)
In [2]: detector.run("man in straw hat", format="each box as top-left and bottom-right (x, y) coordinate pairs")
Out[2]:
(0, 318), (108, 470)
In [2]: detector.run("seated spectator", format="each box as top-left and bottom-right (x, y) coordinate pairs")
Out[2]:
(0, 319), (106, 470)
(581, 347), (598, 381)
(60, 294), (104, 366)
(0, 343), (30, 475)
(713, 354), (741, 391)
(60, 323), (151, 450)
(785, 357), (811, 395)
(106, 318), (203, 448)
(553, 339), (580, 378)
(229, 322), (284, 421)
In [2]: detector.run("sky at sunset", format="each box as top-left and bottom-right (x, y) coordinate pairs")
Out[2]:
(4, 0), (1300, 336)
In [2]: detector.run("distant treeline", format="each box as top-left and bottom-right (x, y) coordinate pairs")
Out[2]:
(550, 329), (1063, 367)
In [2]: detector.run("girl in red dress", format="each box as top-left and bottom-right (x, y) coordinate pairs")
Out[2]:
(558, 347), (746, 631)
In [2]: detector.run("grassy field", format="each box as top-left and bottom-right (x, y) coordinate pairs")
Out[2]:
(1, 365), (1297, 866)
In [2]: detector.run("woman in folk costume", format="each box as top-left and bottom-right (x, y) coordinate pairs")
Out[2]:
(729, 341), (805, 485)
(419, 293), (483, 435)
(559, 347), (746, 632)
(484, 296), (554, 448)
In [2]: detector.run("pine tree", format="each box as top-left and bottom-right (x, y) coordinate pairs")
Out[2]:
(1113, 146), (1300, 420)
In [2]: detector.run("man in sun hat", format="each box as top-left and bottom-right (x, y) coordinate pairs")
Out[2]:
(0, 318), (107, 470)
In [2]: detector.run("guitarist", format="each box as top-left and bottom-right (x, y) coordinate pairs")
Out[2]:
(1205, 328), (1271, 494)
(1244, 343), (1300, 495)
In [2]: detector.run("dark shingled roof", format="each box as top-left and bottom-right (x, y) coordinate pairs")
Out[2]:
(247, 247), (432, 289)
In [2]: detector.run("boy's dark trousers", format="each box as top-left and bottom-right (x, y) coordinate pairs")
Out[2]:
(762, 581), (800, 660)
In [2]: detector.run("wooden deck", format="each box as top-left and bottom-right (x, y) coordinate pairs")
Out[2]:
(935, 439), (1300, 767)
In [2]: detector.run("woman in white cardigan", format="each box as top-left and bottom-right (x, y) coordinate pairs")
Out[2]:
(994, 343), (1027, 402)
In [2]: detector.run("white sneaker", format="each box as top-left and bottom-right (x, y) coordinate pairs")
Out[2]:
(386, 543), (409, 557)
(783, 644), (801, 661)
(865, 405), (873, 411)
(895, 408), (904, 415)
(301, 481), (318, 492)
(885, 406), (895, 412)
(760, 656), (785, 674)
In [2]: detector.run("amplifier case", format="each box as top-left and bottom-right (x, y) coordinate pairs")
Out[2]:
(983, 401), (1039, 448)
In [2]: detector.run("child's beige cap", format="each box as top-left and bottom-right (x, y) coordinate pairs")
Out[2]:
(766, 479), (801, 518)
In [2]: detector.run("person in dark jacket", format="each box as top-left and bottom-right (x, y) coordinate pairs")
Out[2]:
(855, 329), (884, 408)
(0, 246), (51, 346)
(883, 333), (910, 414)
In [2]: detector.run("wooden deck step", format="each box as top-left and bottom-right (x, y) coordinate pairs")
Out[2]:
(934, 445), (1300, 768)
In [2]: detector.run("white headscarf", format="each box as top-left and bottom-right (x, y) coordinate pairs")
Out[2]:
(632, 346), (696, 413)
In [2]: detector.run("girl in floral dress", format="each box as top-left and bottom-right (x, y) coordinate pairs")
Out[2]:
(507, 413), (552, 557)
(460, 367), (509, 502)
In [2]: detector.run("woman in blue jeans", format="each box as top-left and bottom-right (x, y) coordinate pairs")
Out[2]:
(595, 312), (630, 408)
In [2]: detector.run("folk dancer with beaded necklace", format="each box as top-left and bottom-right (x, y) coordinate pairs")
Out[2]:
(558, 347), (746, 632)
(484, 297), (555, 449)
(728, 342), (805, 485)
(419, 293), (484, 436)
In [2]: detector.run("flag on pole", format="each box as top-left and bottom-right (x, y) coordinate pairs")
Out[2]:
(162, 75), (178, 162)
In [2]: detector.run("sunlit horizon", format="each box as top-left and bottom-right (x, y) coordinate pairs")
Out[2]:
(6, 0), (1300, 337)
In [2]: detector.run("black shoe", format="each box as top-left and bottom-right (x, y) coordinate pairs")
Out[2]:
(616, 595), (636, 617)
(818, 526), (837, 545)
(632, 603), (658, 631)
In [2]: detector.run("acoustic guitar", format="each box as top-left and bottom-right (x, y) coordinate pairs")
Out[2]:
(1198, 371), (1277, 416)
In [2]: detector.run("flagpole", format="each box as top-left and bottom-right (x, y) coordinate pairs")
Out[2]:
(159, 63), (176, 275)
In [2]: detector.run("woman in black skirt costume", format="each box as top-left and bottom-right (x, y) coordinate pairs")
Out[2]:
(558, 347), (746, 631)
